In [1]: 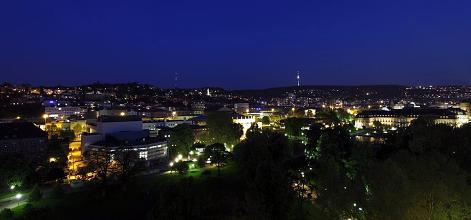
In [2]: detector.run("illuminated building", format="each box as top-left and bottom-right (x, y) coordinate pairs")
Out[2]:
(45, 106), (86, 119)
(82, 116), (168, 164)
(234, 103), (250, 114)
(232, 114), (256, 140)
(355, 108), (469, 129)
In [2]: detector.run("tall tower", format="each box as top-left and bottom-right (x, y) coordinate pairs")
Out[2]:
(296, 70), (300, 87)
(174, 72), (179, 88)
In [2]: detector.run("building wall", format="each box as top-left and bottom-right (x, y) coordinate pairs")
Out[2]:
(81, 133), (103, 153)
(45, 106), (85, 119)
(355, 115), (469, 129)
(0, 137), (46, 156)
(233, 116), (256, 140)
(96, 121), (142, 135)
(87, 141), (168, 161)
(234, 103), (250, 114)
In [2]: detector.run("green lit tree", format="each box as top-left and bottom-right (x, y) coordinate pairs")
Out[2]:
(282, 117), (311, 136)
(205, 143), (229, 176)
(169, 124), (195, 158)
(206, 112), (243, 146)
(261, 116), (270, 125)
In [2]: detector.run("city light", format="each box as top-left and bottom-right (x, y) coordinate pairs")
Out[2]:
(2, 3), (471, 219)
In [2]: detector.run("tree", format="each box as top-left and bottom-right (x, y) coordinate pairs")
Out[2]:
(46, 138), (67, 167)
(366, 150), (471, 220)
(29, 184), (42, 201)
(84, 148), (114, 186)
(174, 161), (189, 174)
(206, 112), (243, 146)
(372, 120), (383, 131)
(0, 209), (13, 219)
(282, 117), (311, 136)
(234, 131), (295, 219)
(59, 130), (75, 142)
(169, 124), (195, 158)
(0, 154), (37, 190)
(205, 143), (229, 176)
(305, 123), (322, 160)
(72, 123), (83, 135)
(316, 109), (353, 127)
(114, 147), (139, 183)
(305, 127), (369, 218)
(261, 116), (270, 125)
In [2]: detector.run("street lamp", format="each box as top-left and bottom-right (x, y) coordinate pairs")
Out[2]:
(15, 193), (22, 207)
(10, 185), (15, 190)
(42, 114), (48, 127)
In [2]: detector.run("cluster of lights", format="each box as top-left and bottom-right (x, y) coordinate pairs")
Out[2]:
(169, 154), (183, 167)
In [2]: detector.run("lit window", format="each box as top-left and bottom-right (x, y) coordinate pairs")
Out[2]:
(139, 151), (148, 160)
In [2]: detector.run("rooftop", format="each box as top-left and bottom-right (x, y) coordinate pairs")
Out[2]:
(356, 108), (465, 118)
(91, 136), (166, 148)
(97, 115), (141, 122)
(0, 122), (47, 140)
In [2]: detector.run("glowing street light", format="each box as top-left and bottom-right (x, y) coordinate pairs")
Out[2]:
(10, 185), (15, 190)
(42, 114), (48, 126)
(15, 193), (22, 206)
(120, 112), (126, 116)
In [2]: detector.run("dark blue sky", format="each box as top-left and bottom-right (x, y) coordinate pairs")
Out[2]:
(1, 0), (471, 89)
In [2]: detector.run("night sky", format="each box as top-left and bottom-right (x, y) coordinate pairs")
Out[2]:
(1, 0), (471, 89)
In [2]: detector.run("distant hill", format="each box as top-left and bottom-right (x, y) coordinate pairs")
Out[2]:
(232, 85), (407, 98)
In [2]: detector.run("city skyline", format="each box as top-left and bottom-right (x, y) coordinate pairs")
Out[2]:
(2, 0), (471, 88)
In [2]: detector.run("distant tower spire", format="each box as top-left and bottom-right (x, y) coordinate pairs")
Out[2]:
(206, 88), (211, 96)
(296, 70), (300, 87)
(174, 72), (179, 88)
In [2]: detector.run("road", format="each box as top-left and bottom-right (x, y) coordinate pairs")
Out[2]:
(0, 187), (55, 211)
(68, 136), (85, 180)
(0, 192), (29, 211)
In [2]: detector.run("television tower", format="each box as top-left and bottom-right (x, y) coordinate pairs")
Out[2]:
(174, 72), (179, 88)
(296, 70), (300, 87)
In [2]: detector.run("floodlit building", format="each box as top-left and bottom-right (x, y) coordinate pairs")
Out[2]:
(45, 106), (86, 119)
(82, 116), (167, 164)
(234, 103), (250, 114)
(232, 114), (256, 140)
(355, 108), (469, 129)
